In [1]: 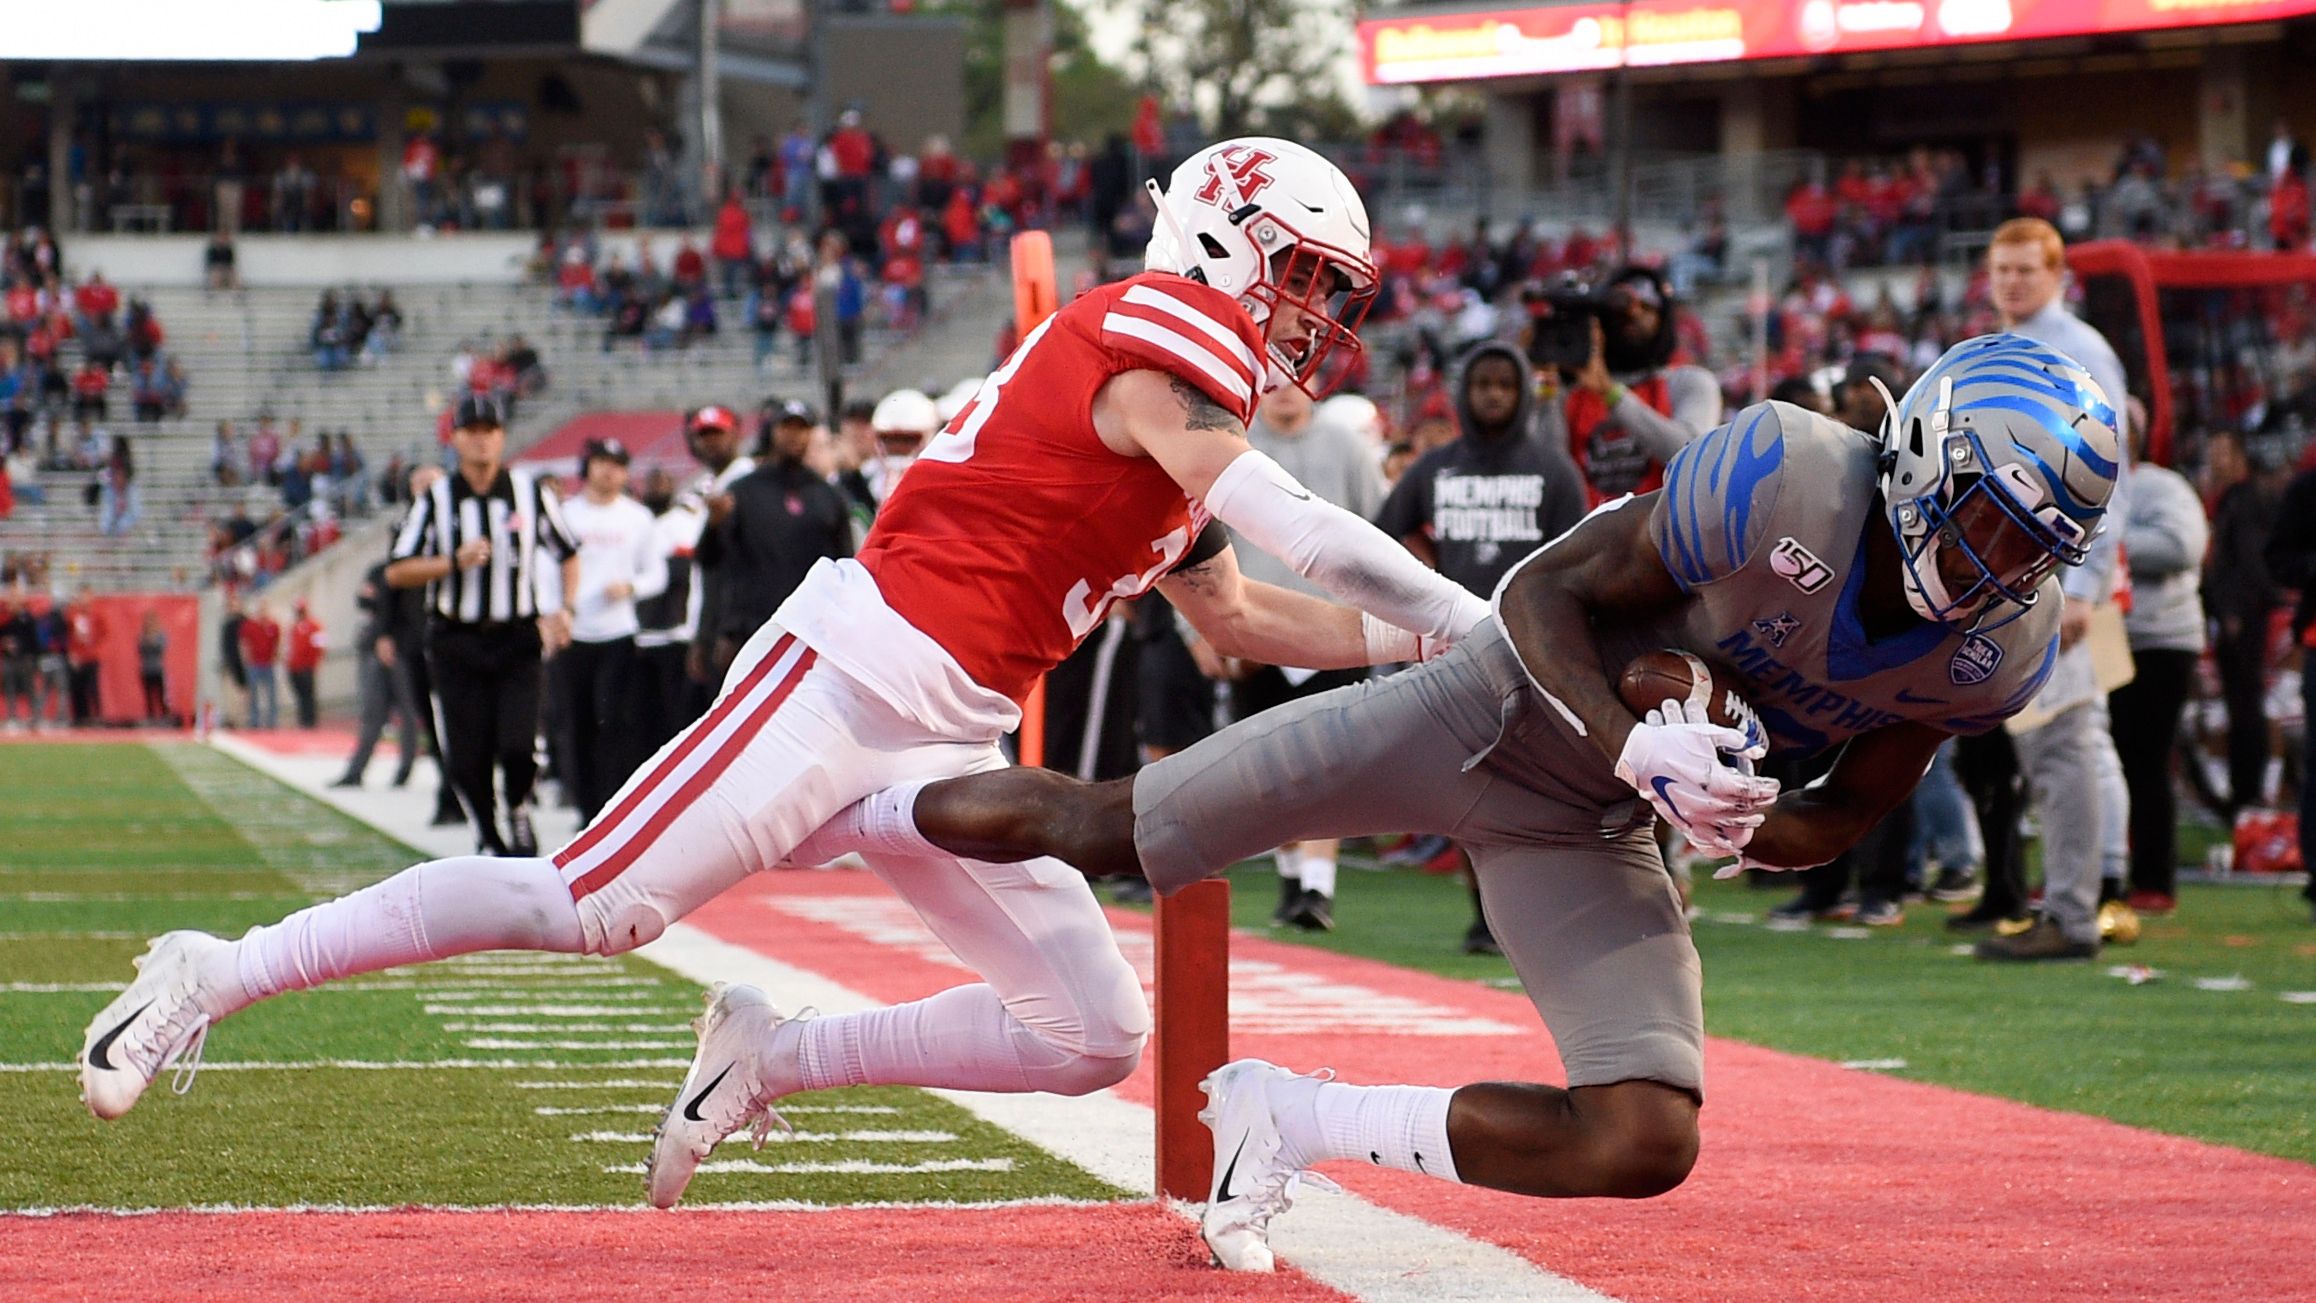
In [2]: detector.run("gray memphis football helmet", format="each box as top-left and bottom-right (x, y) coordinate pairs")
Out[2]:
(1876, 332), (2121, 629)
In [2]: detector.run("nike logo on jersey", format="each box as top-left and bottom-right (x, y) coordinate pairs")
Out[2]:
(86, 1001), (154, 1072)
(1894, 687), (1950, 706)
(1215, 1135), (1249, 1202)
(681, 1063), (736, 1123)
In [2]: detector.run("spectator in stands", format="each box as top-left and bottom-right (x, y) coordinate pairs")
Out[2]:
(779, 123), (816, 220)
(204, 229), (238, 291)
(213, 139), (248, 236)
(2273, 167), (2311, 253)
(135, 611), (170, 725)
(712, 190), (754, 300)
(247, 418), (282, 485)
(97, 437), (140, 538)
(218, 591), (250, 724)
(2110, 401), (2207, 915)
(271, 152), (320, 233)
(286, 600), (325, 729)
(1786, 175), (1839, 268)
(241, 601), (283, 730)
(210, 420), (244, 487)
(1832, 354), (1905, 434)
(366, 290), (404, 361)
(70, 357), (108, 422)
(312, 290), (350, 370)
(816, 232), (866, 366)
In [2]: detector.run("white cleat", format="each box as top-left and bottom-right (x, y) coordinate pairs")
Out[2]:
(1198, 1057), (1337, 1272)
(644, 982), (807, 1209)
(79, 931), (228, 1120)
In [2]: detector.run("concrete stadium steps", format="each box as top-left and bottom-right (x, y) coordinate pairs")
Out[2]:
(7, 260), (1011, 592)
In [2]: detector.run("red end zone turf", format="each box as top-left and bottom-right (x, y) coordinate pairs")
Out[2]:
(683, 871), (2316, 1303)
(0, 1206), (1349, 1303)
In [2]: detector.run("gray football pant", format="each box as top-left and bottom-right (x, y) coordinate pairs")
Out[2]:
(2015, 701), (2105, 943)
(1133, 632), (1704, 1095)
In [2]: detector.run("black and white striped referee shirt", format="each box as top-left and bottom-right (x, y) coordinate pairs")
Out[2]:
(390, 466), (579, 623)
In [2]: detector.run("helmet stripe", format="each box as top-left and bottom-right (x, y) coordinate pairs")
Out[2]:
(1951, 392), (2119, 483)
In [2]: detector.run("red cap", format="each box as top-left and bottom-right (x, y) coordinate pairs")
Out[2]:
(689, 405), (737, 432)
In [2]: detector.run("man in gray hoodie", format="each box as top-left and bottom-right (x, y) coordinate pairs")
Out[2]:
(1375, 340), (1592, 952)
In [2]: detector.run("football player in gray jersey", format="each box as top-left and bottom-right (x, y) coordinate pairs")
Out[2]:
(781, 334), (2122, 1272)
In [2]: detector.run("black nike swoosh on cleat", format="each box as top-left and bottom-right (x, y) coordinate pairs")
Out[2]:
(1370, 1151), (1382, 1165)
(86, 1001), (154, 1072)
(1414, 1151), (1427, 1174)
(1215, 1134), (1249, 1203)
(680, 1063), (736, 1123)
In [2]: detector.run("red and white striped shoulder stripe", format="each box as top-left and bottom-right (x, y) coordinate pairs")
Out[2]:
(1098, 279), (1264, 419)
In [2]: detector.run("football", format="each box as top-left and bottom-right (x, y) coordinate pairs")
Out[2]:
(1617, 648), (1762, 739)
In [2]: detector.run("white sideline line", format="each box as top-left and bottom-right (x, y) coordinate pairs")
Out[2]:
(601, 1158), (1014, 1177)
(515, 1079), (679, 1090)
(640, 925), (1619, 1303)
(442, 1022), (695, 1034)
(461, 1038), (694, 1051)
(425, 1004), (690, 1017)
(568, 1129), (959, 1145)
(2, 1196), (1116, 1217)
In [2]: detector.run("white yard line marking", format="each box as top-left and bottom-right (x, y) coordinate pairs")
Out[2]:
(642, 925), (1620, 1303)
(442, 1022), (695, 1034)
(1, 982), (130, 993)
(2, 1197), (1114, 1217)
(2280, 991), (2316, 1004)
(600, 1158), (1014, 1177)
(1838, 1058), (1909, 1071)
(461, 1038), (694, 1051)
(515, 1079), (681, 1090)
(568, 1129), (960, 1145)
(424, 1004), (690, 1017)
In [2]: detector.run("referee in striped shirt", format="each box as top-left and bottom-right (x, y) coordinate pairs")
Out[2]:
(387, 395), (579, 856)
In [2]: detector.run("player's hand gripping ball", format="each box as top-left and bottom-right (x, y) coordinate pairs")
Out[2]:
(1613, 649), (1775, 857)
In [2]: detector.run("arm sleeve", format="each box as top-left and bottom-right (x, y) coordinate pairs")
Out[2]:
(535, 480), (579, 561)
(1649, 402), (1790, 591)
(1203, 449), (1488, 644)
(1608, 365), (1721, 462)
(389, 490), (436, 561)
(1166, 519), (1230, 575)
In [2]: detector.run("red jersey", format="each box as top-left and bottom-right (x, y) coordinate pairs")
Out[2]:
(856, 272), (1265, 704)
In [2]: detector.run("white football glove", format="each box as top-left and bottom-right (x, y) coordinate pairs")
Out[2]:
(1615, 696), (1778, 852)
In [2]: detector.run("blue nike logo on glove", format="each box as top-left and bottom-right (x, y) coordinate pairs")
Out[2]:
(1650, 775), (1684, 821)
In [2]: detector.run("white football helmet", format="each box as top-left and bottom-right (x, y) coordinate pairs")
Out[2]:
(868, 387), (940, 499)
(1144, 137), (1377, 398)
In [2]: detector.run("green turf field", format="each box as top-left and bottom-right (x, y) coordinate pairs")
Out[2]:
(1205, 853), (2316, 1165)
(0, 743), (1123, 1210)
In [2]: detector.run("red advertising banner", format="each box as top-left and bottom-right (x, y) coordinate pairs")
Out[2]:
(1361, 0), (2316, 83)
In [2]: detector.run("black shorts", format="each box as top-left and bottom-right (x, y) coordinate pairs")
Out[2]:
(1135, 631), (1220, 756)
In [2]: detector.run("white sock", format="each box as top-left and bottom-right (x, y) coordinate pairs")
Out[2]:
(787, 780), (938, 865)
(1274, 847), (1299, 886)
(1273, 1076), (1461, 1183)
(792, 983), (1132, 1096)
(1295, 847), (1338, 898)
(213, 854), (585, 1018)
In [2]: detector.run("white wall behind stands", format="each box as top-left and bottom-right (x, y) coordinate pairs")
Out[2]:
(72, 234), (541, 288)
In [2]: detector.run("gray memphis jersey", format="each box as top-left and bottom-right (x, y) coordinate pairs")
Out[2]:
(1472, 398), (2056, 814)
(1605, 400), (2061, 756)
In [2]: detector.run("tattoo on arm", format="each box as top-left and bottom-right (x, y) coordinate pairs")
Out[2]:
(1168, 377), (1242, 434)
(1168, 559), (1224, 597)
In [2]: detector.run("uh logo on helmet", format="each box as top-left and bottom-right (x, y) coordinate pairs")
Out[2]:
(1143, 137), (1379, 399)
(1875, 332), (2121, 632)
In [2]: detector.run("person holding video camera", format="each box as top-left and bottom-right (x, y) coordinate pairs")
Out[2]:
(1525, 267), (1722, 505)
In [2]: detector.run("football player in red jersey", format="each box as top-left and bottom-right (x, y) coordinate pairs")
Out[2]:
(80, 139), (1493, 1196)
